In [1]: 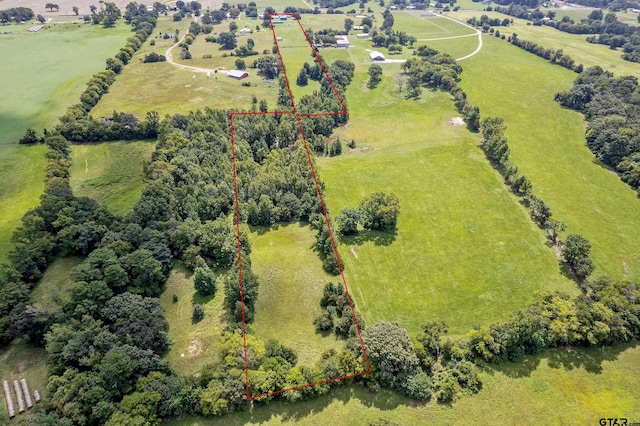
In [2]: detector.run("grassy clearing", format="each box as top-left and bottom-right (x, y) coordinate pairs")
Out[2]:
(273, 19), (326, 104)
(396, 12), (476, 39)
(0, 339), (49, 420)
(30, 257), (83, 313)
(250, 223), (343, 366)
(93, 16), (281, 118)
(459, 35), (640, 282)
(0, 144), (48, 264)
(168, 342), (640, 425)
(316, 47), (574, 335)
(159, 264), (227, 377)
(69, 140), (156, 216)
(450, 11), (640, 77)
(0, 22), (131, 263)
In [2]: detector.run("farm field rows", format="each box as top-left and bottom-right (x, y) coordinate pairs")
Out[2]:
(0, 21), (131, 263)
(459, 35), (640, 282)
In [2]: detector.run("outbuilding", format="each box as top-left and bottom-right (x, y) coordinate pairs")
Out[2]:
(228, 70), (249, 79)
(369, 50), (385, 61)
(357, 33), (369, 39)
(239, 27), (251, 35)
(335, 35), (349, 48)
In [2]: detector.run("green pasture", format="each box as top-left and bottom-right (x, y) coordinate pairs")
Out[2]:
(272, 19), (324, 104)
(30, 256), (83, 314)
(459, 35), (640, 282)
(93, 16), (281, 118)
(168, 342), (640, 425)
(0, 339), (49, 421)
(395, 12), (476, 39)
(250, 223), (343, 366)
(159, 264), (227, 377)
(69, 140), (156, 216)
(317, 57), (574, 336)
(0, 144), (47, 263)
(0, 22), (131, 263)
(450, 10), (640, 77)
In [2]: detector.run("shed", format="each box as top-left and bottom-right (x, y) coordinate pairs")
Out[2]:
(353, 25), (363, 30)
(335, 35), (349, 48)
(369, 51), (385, 61)
(228, 70), (249, 79)
(357, 33), (369, 39)
(239, 27), (251, 35)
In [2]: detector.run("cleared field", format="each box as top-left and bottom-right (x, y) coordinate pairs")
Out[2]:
(93, 16), (281, 118)
(168, 342), (640, 425)
(451, 10), (640, 77)
(316, 56), (575, 335)
(30, 257), (83, 313)
(0, 21), (131, 263)
(460, 35), (640, 282)
(397, 12), (476, 39)
(0, 339), (48, 421)
(69, 140), (156, 216)
(272, 17), (324, 103)
(159, 264), (227, 377)
(250, 223), (343, 366)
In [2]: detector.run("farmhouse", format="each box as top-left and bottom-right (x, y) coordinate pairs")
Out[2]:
(335, 35), (349, 48)
(369, 51), (385, 61)
(228, 70), (249, 79)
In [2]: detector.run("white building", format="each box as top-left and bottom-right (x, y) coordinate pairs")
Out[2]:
(369, 51), (385, 61)
(335, 35), (349, 48)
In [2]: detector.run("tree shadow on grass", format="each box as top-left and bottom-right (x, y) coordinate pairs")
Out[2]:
(338, 228), (398, 247)
(483, 340), (639, 379)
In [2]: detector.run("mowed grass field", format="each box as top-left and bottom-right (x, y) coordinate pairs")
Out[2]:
(450, 10), (640, 77)
(169, 342), (640, 425)
(250, 223), (343, 366)
(459, 35), (640, 282)
(315, 46), (575, 335)
(93, 16), (281, 118)
(0, 22), (131, 263)
(69, 140), (156, 216)
(159, 264), (227, 377)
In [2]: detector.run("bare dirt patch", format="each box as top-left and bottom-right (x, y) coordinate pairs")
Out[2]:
(448, 116), (465, 126)
(187, 337), (202, 357)
(350, 246), (359, 259)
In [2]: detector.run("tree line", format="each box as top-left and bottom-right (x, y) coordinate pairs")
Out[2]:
(494, 5), (640, 63)
(555, 66), (640, 194)
(0, 7), (34, 23)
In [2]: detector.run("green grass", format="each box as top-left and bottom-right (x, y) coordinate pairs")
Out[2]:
(30, 257), (83, 313)
(316, 50), (575, 336)
(0, 339), (49, 421)
(394, 12), (476, 39)
(69, 140), (156, 216)
(159, 264), (227, 377)
(167, 342), (640, 425)
(250, 223), (343, 366)
(0, 144), (48, 263)
(459, 35), (640, 282)
(450, 11), (640, 77)
(0, 21), (131, 263)
(93, 16), (281, 118)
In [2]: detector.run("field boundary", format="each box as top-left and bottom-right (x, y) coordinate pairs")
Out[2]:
(229, 13), (371, 401)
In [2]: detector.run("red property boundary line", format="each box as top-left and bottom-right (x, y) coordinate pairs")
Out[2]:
(229, 12), (371, 401)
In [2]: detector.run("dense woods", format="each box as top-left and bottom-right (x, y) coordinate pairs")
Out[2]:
(555, 66), (640, 193)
